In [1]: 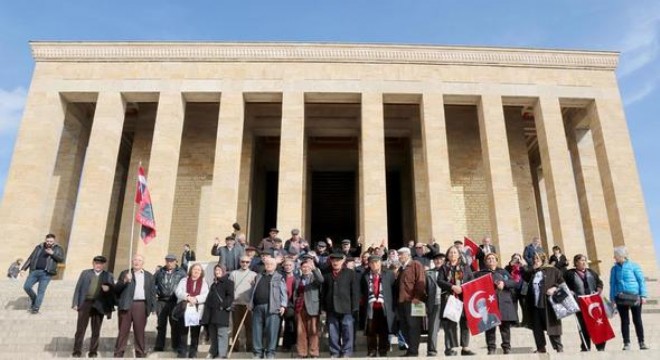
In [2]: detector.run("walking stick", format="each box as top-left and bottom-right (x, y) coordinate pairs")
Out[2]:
(228, 308), (250, 359)
(575, 315), (588, 351)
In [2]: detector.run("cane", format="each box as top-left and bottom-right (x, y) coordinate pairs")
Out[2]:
(575, 315), (588, 351)
(227, 308), (250, 359)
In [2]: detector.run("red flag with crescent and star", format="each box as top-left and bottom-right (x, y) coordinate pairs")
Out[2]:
(463, 236), (480, 272)
(135, 165), (156, 244)
(462, 273), (501, 335)
(577, 294), (615, 344)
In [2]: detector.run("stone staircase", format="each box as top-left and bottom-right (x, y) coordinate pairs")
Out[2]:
(0, 278), (658, 359)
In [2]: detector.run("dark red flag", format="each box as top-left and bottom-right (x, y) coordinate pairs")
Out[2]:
(135, 166), (156, 244)
(462, 273), (501, 335)
(577, 294), (615, 344)
(463, 236), (480, 271)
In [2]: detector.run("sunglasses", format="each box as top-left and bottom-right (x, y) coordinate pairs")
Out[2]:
(240, 261), (251, 264)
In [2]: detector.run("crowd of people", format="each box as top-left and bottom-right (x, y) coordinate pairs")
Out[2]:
(9, 226), (651, 358)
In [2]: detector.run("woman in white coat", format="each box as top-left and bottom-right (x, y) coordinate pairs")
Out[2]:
(176, 262), (209, 358)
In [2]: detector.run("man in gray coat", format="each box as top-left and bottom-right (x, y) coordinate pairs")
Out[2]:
(250, 256), (287, 359)
(71, 256), (115, 358)
(212, 235), (245, 272)
(293, 256), (324, 358)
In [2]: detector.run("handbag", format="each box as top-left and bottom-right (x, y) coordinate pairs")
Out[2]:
(551, 287), (569, 303)
(547, 283), (579, 319)
(171, 301), (187, 322)
(615, 293), (640, 307)
(443, 295), (463, 323)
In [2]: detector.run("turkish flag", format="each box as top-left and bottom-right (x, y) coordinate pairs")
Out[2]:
(135, 165), (156, 244)
(462, 273), (501, 335)
(577, 294), (615, 344)
(463, 236), (480, 272)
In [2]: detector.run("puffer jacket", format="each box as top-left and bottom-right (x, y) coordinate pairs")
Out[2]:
(610, 260), (647, 300)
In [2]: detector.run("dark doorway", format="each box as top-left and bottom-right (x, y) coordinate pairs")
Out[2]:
(386, 171), (404, 247)
(262, 171), (279, 238)
(311, 171), (356, 242)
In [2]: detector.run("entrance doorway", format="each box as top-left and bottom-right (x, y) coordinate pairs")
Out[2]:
(311, 171), (357, 242)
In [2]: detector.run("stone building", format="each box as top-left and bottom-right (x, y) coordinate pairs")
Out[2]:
(0, 42), (656, 280)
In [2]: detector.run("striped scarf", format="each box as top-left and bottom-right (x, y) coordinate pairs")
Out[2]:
(366, 272), (385, 319)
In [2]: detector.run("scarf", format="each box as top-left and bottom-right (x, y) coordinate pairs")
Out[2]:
(187, 276), (204, 297)
(366, 272), (385, 320)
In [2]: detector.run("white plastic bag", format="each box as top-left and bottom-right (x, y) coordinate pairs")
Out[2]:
(443, 295), (463, 323)
(184, 304), (200, 327)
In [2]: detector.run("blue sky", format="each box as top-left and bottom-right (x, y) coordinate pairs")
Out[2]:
(1, 1), (658, 265)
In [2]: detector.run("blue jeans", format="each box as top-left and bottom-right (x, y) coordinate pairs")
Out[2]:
(327, 312), (354, 357)
(252, 304), (281, 358)
(23, 269), (52, 311)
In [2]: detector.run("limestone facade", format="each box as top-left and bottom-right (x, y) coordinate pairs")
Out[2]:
(0, 42), (655, 283)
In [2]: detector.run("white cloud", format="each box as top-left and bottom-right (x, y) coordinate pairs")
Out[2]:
(0, 87), (27, 135)
(617, 5), (660, 78)
(623, 79), (656, 106)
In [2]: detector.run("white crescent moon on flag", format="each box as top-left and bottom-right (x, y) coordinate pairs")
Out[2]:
(468, 290), (485, 319)
(587, 302), (601, 319)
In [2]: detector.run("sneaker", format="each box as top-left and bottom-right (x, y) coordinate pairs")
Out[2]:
(640, 343), (649, 350)
(623, 344), (631, 351)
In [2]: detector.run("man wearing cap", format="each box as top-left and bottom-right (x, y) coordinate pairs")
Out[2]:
(284, 228), (308, 256)
(413, 242), (432, 269)
(267, 237), (286, 258)
(313, 241), (330, 272)
(213, 235), (245, 272)
(259, 228), (279, 253)
(396, 247), (427, 357)
(425, 253), (446, 356)
(71, 256), (115, 358)
(113, 254), (157, 358)
(154, 254), (187, 352)
(322, 253), (359, 358)
(360, 255), (396, 357)
(340, 239), (361, 258)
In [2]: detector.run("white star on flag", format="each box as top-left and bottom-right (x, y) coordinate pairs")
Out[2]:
(488, 294), (496, 303)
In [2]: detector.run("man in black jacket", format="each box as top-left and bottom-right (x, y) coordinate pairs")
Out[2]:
(113, 254), (157, 358)
(20, 233), (65, 314)
(322, 253), (359, 358)
(154, 254), (187, 352)
(71, 255), (115, 358)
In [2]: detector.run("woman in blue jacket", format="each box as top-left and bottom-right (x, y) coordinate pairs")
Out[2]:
(609, 246), (649, 351)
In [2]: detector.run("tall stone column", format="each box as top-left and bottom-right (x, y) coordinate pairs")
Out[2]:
(420, 93), (454, 243)
(204, 92), (244, 258)
(566, 123), (612, 276)
(411, 131), (431, 242)
(66, 92), (126, 279)
(477, 95), (523, 262)
(0, 90), (66, 266)
(136, 92), (185, 269)
(533, 95), (586, 258)
(589, 97), (657, 277)
(359, 92), (388, 244)
(236, 132), (255, 233)
(277, 91), (305, 235)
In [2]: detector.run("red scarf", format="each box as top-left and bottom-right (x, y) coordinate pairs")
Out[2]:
(186, 276), (204, 297)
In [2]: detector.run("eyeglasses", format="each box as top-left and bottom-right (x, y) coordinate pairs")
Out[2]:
(240, 261), (251, 264)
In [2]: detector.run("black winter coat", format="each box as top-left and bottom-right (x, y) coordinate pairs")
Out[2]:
(202, 275), (235, 327)
(321, 268), (359, 315)
(473, 268), (519, 322)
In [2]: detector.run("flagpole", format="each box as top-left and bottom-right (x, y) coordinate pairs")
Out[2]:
(129, 161), (141, 270)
